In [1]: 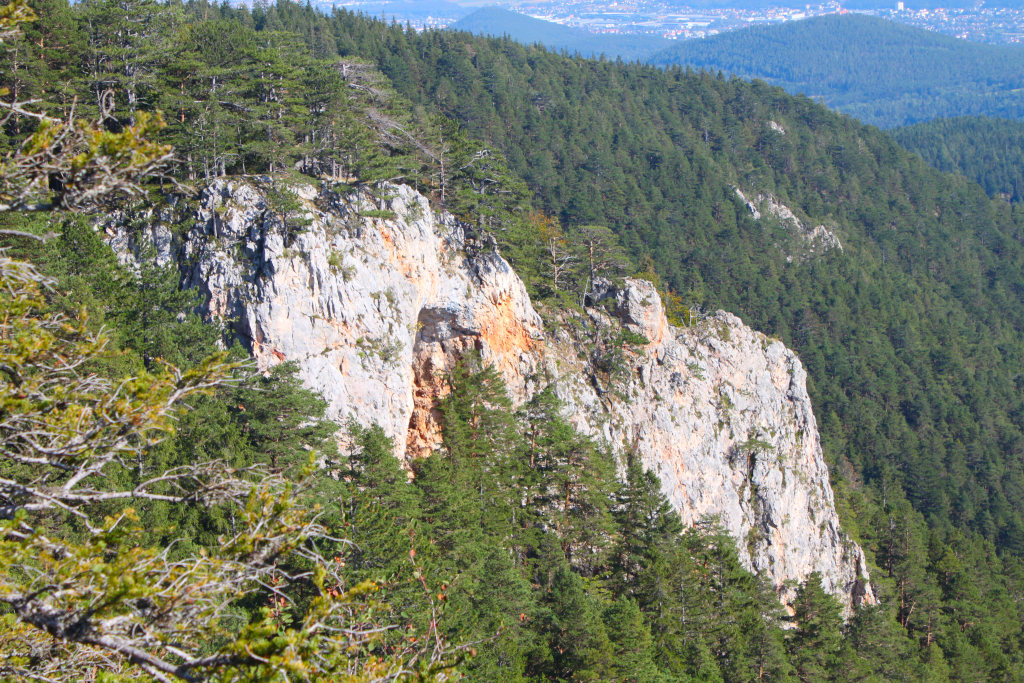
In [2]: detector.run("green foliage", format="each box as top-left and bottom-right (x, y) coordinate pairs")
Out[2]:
(266, 185), (312, 246)
(0, 251), (451, 682)
(619, 328), (651, 347)
(337, 422), (423, 576)
(14, 3), (1024, 682)
(11, 222), (1024, 681)
(609, 455), (683, 602)
(0, 0), (174, 212)
(231, 362), (339, 472)
(539, 565), (615, 682)
(444, 548), (539, 683)
(232, 13), (1024, 678)
(891, 115), (1024, 202)
(359, 209), (398, 219)
(0, 213), (214, 375)
(0, 0), (529, 230)
(602, 600), (666, 683)
(647, 14), (1024, 128)
(414, 352), (520, 568)
(310, 7), (1024, 587)
(787, 572), (845, 682)
(518, 387), (617, 571)
(343, 421), (421, 524)
(675, 517), (794, 683)
(115, 246), (223, 370)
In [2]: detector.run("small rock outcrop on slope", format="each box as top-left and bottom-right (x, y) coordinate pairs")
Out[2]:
(734, 187), (842, 261)
(108, 178), (873, 613)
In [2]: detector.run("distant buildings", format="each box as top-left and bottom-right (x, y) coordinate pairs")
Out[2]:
(290, 0), (1024, 44)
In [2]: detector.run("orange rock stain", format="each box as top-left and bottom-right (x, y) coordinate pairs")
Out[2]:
(404, 295), (540, 463)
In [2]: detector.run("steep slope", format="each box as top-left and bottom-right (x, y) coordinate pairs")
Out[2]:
(61, 0), (1024, 568)
(112, 180), (545, 452)
(546, 286), (872, 610)
(646, 14), (1024, 127)
(26, 0), (1024, 563)
(107, 178), (872, 612)
(306, 14), (1024, 555)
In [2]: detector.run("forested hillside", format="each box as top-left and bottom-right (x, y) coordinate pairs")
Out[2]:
(275, 2), (1024, 555)
(892, 116), (1024, 202)
(6, 0), (1024, 681)
(647, 14), (1024, 128)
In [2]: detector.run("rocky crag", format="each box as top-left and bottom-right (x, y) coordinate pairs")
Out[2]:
(734, 187), (843, 261)
(109, 178), (873, 612)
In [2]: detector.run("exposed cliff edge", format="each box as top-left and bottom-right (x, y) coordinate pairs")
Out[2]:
(108, 178), (873, 613)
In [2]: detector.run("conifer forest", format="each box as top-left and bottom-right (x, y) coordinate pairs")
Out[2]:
(6, 1), (1024, 681)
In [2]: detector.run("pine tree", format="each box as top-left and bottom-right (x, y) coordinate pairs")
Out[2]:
(572, 223), (632, 297)
(539, 564), (614, 683)
(873, 495), (945, 646)
(114, 245), (221, 370)
(299, 60), (348, 177)
(602, 599), (667, 683)
(78, 0), (171, 122)
(609, 454), (683, 601)
(415, 352), (521, 565)
(678, 516), (790, 683)
(447, 548), (539, 683)
(343, 421), (420, 520)
(330, 421), (441, 660)
(0, 13), (41, 144)
(245, 34), (308, 174)
(338, 421), (423, 577)
(23, 0), (86, 99)
(231, 361), (339, 472)
(678, 638), (726, 683)
(518, 387), (616, 572)
(839, 600), (915, 683)
(786, 572), (844, 683)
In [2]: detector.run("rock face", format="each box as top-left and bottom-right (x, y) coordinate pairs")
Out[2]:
(111, 179), (544, 465)
(545, 284), (872, 610)
(734, 187), (843, 260)
(110, 178), (872, 612)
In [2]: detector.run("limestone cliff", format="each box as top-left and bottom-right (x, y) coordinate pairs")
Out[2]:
(108, 178), (873, 612)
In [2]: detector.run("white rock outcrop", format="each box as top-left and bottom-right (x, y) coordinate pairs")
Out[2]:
(547, 280), (871, 610)
(734, 187), (843, 260)
(109, 178), (873, 612)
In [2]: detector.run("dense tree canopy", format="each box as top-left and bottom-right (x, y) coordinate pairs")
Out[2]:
(892, 115), (1024, 202)
(7, 0), (1024, 680)
(267, 3), (1024, 563)
(647, 14), (1024, 128)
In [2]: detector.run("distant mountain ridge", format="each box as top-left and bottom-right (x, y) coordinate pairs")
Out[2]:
(652, 0), (1023, 7)
(453, 7), (671, 61)
(647, 14), (1024, 128)
(355, 0), (469, 19)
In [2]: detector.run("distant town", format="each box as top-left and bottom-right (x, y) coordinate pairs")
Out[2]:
(316, 0), (1024, 44)
(884, 4), (1024, 43)
(512, 1), (1024, 43)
